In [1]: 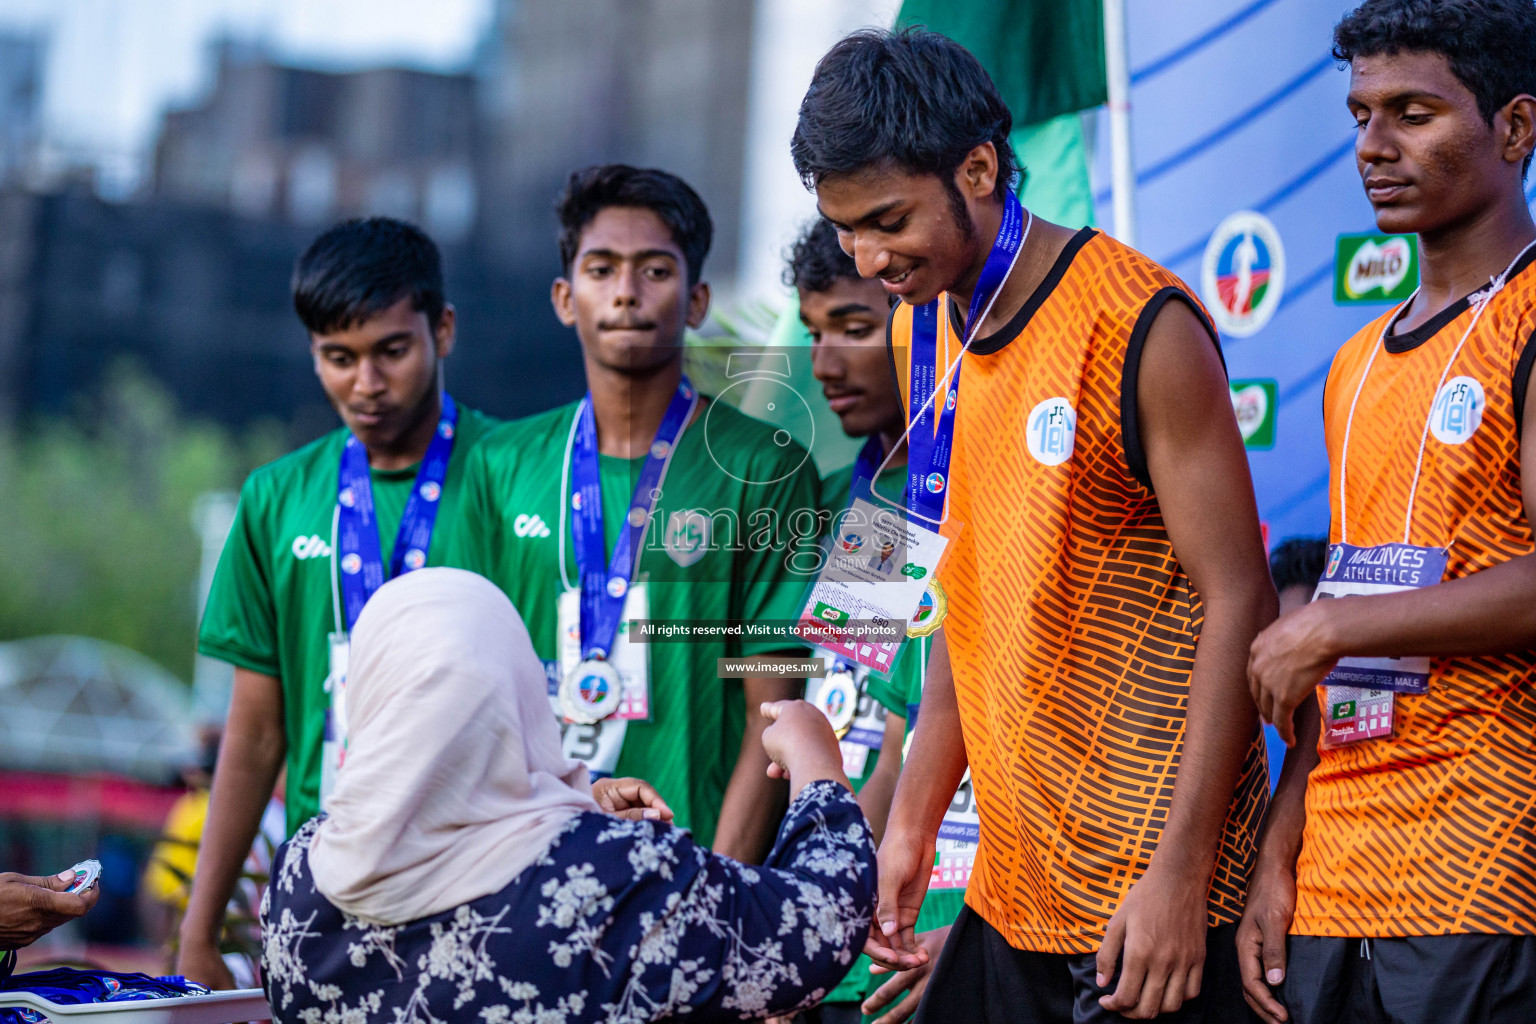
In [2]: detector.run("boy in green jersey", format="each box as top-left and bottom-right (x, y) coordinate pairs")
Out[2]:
(788, 219), (969, 1024)
(180, 218), (497, 988)
(449, 165), (818, 861)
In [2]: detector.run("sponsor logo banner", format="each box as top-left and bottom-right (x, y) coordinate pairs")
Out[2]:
(1202, 210), (1286, 338)
(1335, 232), (1417, 304)
(1229, 378), (1278, 450)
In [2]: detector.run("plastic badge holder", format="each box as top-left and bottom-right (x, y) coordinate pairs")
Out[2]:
(0, 989), (268, 1024)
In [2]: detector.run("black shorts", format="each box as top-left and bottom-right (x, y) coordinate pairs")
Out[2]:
(791, 1004), (861, 1024)
(1281, 934), (1536, 1024)
(912, 905), (1254, 1024)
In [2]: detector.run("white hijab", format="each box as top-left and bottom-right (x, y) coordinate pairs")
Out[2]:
(308, 567), (598, 925)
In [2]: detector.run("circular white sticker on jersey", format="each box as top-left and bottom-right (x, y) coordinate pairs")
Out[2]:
(1026, 397), (1077, 466)
(1429, 375), (1485, 445)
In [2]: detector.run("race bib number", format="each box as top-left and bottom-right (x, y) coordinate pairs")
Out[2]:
(1322, 686), (1394, 748)
(556, 584), (652, 720)
(929, 771), (979, 891)
(553, 584), (650, 776)
(796, 486), (950, 674)
(1315, 542), (1445, 746)
(319, 632), (350, 809)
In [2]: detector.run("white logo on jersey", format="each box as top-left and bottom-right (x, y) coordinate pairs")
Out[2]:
(513, 513), (551, 539)
(291, 534), (332, 560)
(663, 509), (711, 568)
(1429, 375), (1485, 446)
(1026, 397), (1077, 466)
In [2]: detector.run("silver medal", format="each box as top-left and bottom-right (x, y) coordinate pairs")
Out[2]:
(815, 669), (859, 737)
(559, 659), (623, 725)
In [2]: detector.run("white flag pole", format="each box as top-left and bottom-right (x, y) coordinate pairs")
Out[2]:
(1103, 0), (1137, 247)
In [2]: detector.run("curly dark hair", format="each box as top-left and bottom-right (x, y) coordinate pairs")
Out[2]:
(556, 164), (713, 285)
(783, 218), (861, 293)
(1269, 536), (1329, 594)
(1334, 0), (1536, 129)
(791, 27), (1020, 209)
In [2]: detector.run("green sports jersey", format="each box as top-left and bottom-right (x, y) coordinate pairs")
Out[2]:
(198, 406), (496, 835)
(447, 397), (821, 849)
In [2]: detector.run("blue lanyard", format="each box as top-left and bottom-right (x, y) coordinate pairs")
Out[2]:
(907, 192), (1026, 527)
(850, 434), (888, 497)
(569, 377), (696, 661)
(336, 394), (459, 631)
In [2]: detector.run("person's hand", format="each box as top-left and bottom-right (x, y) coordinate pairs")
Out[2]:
(862, 924), (949, 1023)
(591, 777), (674, 822)
(175, 934), (236, 990)
(1248, 603), (1338, 746)
(759, 700), (844, 784)
(0, 870), (99, 949)
(863, 826), (934, 971)
(1095, 860), (1209, 1019)
(1237, 859), (1297, 1024)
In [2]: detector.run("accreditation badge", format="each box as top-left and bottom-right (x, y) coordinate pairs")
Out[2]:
(796, 483), (951, 674)
(1314, 542), (1447, 747)
(553, 583), (651, 776)
(929, 770), (979, 890)
(319, 631), (350, 808)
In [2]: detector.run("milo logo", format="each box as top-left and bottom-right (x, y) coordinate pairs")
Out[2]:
(1335, 233), (1418, 304)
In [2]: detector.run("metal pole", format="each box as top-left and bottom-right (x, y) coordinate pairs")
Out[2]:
(1103, 0), (1137, 247)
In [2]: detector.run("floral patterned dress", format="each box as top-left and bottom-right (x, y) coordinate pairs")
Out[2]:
(261, 780), (875, 1023)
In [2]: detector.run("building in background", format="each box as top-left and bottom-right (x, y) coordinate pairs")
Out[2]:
(476, 0), (756, 286)
(0, 32), (44, 187)
(154, 41), (479, 242)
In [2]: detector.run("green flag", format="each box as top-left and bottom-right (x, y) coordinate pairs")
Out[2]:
(898, 0), (1106, 229)
(897, 0), (1106, 126)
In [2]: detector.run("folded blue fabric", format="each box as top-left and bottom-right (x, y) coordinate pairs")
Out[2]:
(0, 968), (209, 1022)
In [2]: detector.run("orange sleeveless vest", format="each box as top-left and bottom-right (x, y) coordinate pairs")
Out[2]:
(892, 228), (1269, 953)
(1296, 248), (1536, 938)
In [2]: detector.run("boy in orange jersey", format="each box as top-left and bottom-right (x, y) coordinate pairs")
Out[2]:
(792, 27), (1276, 1024)
(1244, 3), (1536, 1023)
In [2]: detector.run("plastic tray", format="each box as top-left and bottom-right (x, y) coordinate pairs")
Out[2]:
(0, 989), (268, 1023)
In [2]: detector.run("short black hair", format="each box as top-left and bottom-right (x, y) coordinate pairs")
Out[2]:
(785, 218), (861, 293)
(791, 28), (1019, 204)
(1334, 0), (1536, 128)
(292, 217), (445, 336)
(1270, 536), (1329, 594)
(556, 164), (713, 285)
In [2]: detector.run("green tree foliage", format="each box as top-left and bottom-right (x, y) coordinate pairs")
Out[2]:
(0, 364), (287, 683)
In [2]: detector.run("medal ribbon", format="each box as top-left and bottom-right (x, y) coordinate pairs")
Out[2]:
(849, 434), (889, 498)
(569, 377), (697, 661)
(906, 191), (1027, 527)
(336, 394), (459, 631)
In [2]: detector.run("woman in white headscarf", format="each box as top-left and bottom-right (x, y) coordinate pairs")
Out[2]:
(260, 568), (875, 1024)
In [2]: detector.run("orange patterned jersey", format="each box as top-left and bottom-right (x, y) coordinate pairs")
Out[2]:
(892, 228), (1269, 954)
(1297, 247), (1536, 938)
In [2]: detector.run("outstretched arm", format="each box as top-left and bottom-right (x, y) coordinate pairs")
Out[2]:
(712, 670), (798, 862)
(690, 702), (872, 1019)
